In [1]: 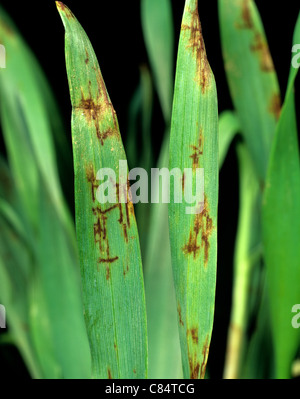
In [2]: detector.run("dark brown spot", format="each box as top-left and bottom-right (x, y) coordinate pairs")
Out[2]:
(200, 335), (210, 379)
(85, 49), (89, 65)
(189, 328), (199, 345)
(107, 368), (112, 379)
(133, 369), (136, 374)
(189, 354), (200, 379)
(241, 0), (253, 29)
(250, 32), (274, 72)
(268, 93), (281, 120)
(177, 303), (184, 327)
(182, 231), (201, 259)
(93, 205), (119, 265)
(236, 0), (254, 30)
(106, 266), (111, 280)
(182, 196), (213, 266)
(190, 128), (204, 170)
(116, 181), (134, 244)
(86, 165), (98, 202)
(77, 86), (117, 146)
(99, 257), (118, 264)
(182, 6), (210, 92)
(182, 172), (186, 192)
(123, 265), (129, 278)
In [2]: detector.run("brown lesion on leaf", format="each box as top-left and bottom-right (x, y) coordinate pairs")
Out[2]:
(200, 335), (210, 379)
(188, 334), (210, 379)
(250, 32), (274, 72)
(182, 230), (201, 259)
(182, 172), (186, 192)
(107, 368), (113, 379)
(106, 266), (111, 281)
(76, 79), (118, 146)
(91, 180), (134, 268)
(93, 205), (119, 265)
(189, 353), (200, 379)
(56, 2), (75, 19)
(182, 196), (214, 266)
(235, 0), (254, 30)
(181, 6), (210, 92)
(85, 49), (89, 65)
(177, 303), (184, 327)
(268, 93), (281, 121)
(116, 181), (135, 244)
(188, 328), (199, 345)
(123, 264), (129, 278)
(86, 165), (98, 202)
(190, 128), (204, 170)
(133, 369), (137, 375)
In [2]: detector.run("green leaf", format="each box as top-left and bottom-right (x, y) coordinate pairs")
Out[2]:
(168, 0), (218, 379)
(144, 131), (182, 379)
(141, 0), (174, 122)
(223, 143), (262, 379)
(56, 2), (148, 379)
(0, 7), (91, 378)
(262, 13), (300, 379)
(218, 111), (240, 168)
(0, 6), (70, 231)
(219, 0), (280, 181)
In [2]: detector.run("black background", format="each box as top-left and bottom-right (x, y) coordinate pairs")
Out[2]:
(0, 0), (299, 379)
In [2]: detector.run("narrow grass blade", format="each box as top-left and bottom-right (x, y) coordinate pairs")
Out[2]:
(56, 2), (147, 379)
(127, 67), (153, 256)
(262, 14), (300, 379)
(141, 0), (182, 378)
(141, 0), (174, 122)
(223, 143), (262, 379)
(144, 132), (182, 379)
(169, 0), (218, 379)
(218, 111), (240, 168)
(219, 0), (280, 181)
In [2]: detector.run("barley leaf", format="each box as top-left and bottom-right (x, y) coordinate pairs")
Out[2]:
(262, 13), (300, 379)
(169, 0), (218, 379)
(56, 2), (148, 379)
(224, 143), (262, 379)
(218, 111), (240, 168)
(141, 0), (174, 122)
(219, 0), (280, 181)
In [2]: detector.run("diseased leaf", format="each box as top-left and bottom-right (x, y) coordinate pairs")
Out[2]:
(56, 2), (148, 379)
(168, 0), (218, 379)
(219, 0), (280, 181)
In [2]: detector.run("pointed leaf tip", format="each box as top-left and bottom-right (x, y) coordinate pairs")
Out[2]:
(56, 1), (75, 20)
